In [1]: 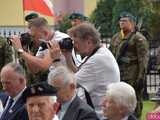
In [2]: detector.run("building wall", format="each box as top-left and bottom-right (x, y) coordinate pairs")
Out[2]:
(0, 0), (98, 26)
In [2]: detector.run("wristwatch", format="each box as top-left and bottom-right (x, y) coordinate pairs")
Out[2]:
(17, 48), (24, 54)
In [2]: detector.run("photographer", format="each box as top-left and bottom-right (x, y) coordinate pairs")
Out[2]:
(10, 17), (73, 82)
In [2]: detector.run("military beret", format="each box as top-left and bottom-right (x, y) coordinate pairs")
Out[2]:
(151, 88), (160, 101)
(23, 82), (57, 101)
(25, 13), (39, 22)
(69, 13), (87, 21)
(119, 12), (137, 23)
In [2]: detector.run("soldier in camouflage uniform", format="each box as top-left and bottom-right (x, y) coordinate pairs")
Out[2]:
(0, 36), (13, 89)
(110, 12), (149, 118)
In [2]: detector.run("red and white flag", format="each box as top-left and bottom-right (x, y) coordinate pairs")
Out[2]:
(23, 0), (54, 17)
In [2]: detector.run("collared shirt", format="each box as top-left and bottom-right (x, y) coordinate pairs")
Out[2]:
(12, 87), (26, 107)
(53, 115), (59, 120)
(3, 87), (26, 110)
(58, 95), (76, 120)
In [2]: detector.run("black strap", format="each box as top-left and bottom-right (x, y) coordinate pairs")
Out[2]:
(76, 46), (100, 109)
(117, 32), (136, 64)
(77, 84), (95, 109)
(78, 46), (100, 70)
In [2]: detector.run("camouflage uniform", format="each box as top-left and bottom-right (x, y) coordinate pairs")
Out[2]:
(19, 40), (39, 84)
(0, 36), (13, 89)
(0, 36), (12, 70)
(110, 31), (149, 118)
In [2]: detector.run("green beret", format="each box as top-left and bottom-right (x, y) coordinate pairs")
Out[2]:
(69, 13), (87, 21)
(119, 12), (137, 23)
(23, 82), (57, 101)
(25, 13), (39, 22)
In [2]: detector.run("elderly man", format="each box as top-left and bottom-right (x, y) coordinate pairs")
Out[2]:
(48, 66), (100, 120)
(102, 82), (137, 120)
(0, 62), (28, 120)
(48, 23), (120, 118)
(23, 82), (59, 120)
(110, 12), (149, 118)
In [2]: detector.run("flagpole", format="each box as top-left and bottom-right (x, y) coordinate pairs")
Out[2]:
(22, 0), (26, 32)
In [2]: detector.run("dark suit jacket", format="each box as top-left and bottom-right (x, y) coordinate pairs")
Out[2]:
(62, 96), (100, 120)
(0, 92), (28, 120)
(0, 92), (8, 108)
(127, 114), (138, 120)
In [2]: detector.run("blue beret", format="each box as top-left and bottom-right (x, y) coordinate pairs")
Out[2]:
(25, 13), (39, 22)
(23, 82), (57, 101)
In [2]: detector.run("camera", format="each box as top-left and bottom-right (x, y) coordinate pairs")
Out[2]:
(59, 37), (73, 50)
(40, 37), (73, 51)
(7, 33), (32, 47)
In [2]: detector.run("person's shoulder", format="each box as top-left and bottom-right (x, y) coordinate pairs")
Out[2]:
(0, 36), (7, 45)
(112, 32), (121, 39)
(134, 31), (147, 42)
(54, 31), (70, 41)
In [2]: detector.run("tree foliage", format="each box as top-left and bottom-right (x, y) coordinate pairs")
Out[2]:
(90, 0), (154, 40)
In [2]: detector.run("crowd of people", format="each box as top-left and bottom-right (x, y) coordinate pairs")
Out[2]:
(0, 11), (156, 120)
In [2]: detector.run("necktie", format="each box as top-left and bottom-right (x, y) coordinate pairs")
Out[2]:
(0, 98), (14, 119)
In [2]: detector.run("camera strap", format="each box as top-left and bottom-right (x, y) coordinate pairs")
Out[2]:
(78, 45), (100, 70)
(77, 45), (100, 109)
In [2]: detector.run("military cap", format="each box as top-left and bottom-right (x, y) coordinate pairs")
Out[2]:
(25, 13), (39, 22)
(151, 88), (160, 101)
(119, 11), (137, 23)
(23, 82), (57, 101)
(69, 13), (87, 21)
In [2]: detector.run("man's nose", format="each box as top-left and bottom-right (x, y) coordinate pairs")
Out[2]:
(32, 105), (39, 112)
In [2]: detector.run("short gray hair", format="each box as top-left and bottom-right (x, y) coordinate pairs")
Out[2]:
(106, 82), (137, 113)
(48, 66), (76, 86)
(6, 62), (25, 76)
(67, 23), (101, 46)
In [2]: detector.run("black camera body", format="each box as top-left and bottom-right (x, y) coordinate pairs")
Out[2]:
(40, 37), (73, 51)
(7, 33), (32, 47)
(59, 37), (73, 50)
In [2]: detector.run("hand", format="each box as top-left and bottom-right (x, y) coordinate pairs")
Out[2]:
(47, 40), (61, 61)
(10, 35), (23, 50)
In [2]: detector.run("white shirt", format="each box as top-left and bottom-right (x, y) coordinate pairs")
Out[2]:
(76, 47), (120, 118)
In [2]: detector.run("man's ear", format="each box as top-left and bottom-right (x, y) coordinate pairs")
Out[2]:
(70, 83), (76, 90)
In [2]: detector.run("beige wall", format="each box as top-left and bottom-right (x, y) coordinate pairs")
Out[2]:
(0, 0), (54, 26)
(84, 0), (99, 16)
(0, 0), (98, 26)
(0, 0), (24, 26)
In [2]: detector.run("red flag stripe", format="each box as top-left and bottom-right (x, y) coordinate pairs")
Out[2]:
(23, 0), (54, 16)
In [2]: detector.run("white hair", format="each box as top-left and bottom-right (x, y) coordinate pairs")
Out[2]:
(48, 66), (76, 86)
(106, 82), (137, 113)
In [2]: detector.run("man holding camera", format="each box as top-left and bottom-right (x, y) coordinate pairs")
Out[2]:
(11, 17), (72, 82)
